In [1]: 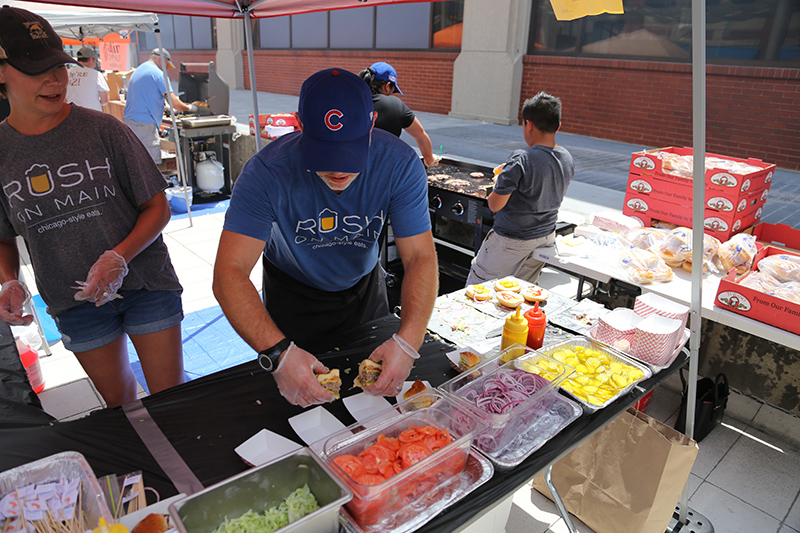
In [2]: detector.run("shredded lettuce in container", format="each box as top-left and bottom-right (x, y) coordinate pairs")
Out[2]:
(212, 484), (319, 533)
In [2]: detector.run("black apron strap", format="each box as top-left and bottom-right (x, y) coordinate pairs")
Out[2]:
(262, 257), (389, 351)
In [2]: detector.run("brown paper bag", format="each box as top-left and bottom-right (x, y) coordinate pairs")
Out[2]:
(533, 408), (698, 533)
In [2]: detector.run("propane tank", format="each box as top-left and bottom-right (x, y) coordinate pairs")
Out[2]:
(195, 152), (225, 193)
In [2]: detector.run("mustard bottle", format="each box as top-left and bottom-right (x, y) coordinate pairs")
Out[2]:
(500, 306), (529, 360)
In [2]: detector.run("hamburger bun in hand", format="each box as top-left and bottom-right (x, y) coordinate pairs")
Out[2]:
(353, 359), (382, 388)
(317, 369), (342, 399)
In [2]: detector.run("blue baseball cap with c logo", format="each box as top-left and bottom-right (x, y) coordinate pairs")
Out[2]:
(298, 68), (374, 174)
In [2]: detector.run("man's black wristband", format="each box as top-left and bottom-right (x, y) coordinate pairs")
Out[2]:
(257, 338), (291, 373)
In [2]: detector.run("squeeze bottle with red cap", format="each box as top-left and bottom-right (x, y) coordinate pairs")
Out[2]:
(501, 306), (529, 351)
(524, 302), (547, 350)
(15, 338), (44, 393)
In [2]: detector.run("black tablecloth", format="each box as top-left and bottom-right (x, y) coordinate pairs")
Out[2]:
(0, 321), (56, 429)
(0, 314), (686, 532)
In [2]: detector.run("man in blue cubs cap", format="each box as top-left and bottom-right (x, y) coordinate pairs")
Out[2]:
(214, 68), (438, 407)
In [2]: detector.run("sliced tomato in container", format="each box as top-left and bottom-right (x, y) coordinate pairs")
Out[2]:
(398, 427), (424, 443)
(359, 444), (394, 474)
(400, 442), (432, 469)
(377, 434), (400, 451)
(355, 473), (387, 486)
(333, 454), (366, 480)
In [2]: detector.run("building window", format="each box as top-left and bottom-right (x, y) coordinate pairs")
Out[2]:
(432, 1), (464, 49)
(528, 0), (799, 65)
(254, 1), (463, 50)
(139, 15), (216, 51)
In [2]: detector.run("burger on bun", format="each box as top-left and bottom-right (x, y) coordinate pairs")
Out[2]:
(459, 351), (481, 371)
(317, 369), (342, 399)
(353, 359), (382, 388)
(403, 380), (434, 409)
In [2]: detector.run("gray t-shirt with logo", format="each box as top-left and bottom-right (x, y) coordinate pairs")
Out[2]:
(0, 105), (181, 316)
(491, 145), (575, 240)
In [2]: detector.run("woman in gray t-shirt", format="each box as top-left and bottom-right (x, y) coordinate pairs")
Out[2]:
(0, 7), (184, 408)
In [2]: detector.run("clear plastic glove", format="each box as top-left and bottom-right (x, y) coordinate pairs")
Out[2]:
(424, 155), (442, 168)
(188, 104), (198, 113)
(272, 341), (335, 407)
(364, 334), (419, 397)
(0, 280), (33, 326)
(74, 250), (129, 306)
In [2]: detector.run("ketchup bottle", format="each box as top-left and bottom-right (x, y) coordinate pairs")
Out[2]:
(524, 302), (547, 350)
(16, 337), (45, 393)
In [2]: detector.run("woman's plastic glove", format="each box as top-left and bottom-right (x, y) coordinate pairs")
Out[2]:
(0, 280), (33, 326)
(74, 250), (129, 306)
(272, 341), (335, 407)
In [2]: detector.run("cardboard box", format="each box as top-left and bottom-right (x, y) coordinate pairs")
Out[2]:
(157, 139), (178, 173)
(626, 173), (770, 212)
(105, 70), (134, 101)
(754, 222), (800, 252)
(248, 113), (299, 139)
(622, 192), (764, 241)
(716, 246), (800, 335)
(629, 147), (776, 194)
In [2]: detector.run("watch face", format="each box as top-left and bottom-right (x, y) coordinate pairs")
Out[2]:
(258, 353), (274, 372)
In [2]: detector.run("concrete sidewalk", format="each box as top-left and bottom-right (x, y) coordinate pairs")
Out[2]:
(229, 88), (800, 229)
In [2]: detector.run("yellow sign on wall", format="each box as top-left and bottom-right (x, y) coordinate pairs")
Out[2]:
(549, 0), (623, 21)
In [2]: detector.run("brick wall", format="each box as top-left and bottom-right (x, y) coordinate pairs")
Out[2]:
(520, 56), (800, 170)
(242, 50), (457, 115)
(136, 50), (218, 83)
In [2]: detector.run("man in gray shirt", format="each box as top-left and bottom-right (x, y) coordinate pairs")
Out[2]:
(467, 92), (574, 285)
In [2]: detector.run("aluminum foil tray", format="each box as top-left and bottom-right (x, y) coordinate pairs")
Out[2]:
(339, 449), (493, 533)
(485, 394), (583, 472)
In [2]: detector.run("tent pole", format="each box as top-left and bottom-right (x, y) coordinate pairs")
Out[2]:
(242, 10), (262, 151)
(155, 26), (193, 226)
(678, 0), (706, 525)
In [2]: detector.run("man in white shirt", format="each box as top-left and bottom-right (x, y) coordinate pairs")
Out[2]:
(66, 47), (109, 112)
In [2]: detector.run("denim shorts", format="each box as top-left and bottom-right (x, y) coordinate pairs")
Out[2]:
(54, 290), (183, 352)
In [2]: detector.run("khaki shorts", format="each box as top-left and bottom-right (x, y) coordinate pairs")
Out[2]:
(466, 229), (556, 285)
(123, 118), (161, 163)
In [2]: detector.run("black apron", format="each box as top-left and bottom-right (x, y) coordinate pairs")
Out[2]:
(261, 257), (390, 352)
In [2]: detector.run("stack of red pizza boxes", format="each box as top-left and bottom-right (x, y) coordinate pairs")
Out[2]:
(622, 147), (776, 241)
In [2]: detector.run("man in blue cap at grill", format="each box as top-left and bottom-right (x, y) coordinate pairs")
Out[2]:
(213, 68), (438, 407)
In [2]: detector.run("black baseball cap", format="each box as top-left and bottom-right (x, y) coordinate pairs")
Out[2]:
(0, 6), (77, 76)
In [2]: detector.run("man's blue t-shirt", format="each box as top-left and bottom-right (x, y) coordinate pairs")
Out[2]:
(224, 129), (431, 292)
(123, 61), (172, 125)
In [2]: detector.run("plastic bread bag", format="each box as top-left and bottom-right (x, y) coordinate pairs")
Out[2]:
(756, 253), (800, 283)
(654, 227), (693, 266)
(738, 271), (783, 293)
(717, 233), (758, 274)
(588, 229), (625, 249)
(622, 227), (669, 251)
(620, 246), (674, 284)
(770, 283), (800, 305)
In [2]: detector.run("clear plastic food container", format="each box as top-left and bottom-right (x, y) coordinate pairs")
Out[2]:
(537, 337), (652, 412)
(0, 451), (111, 532)
(320, 390), (482, 528)
(438, 345), (571, 454)
(169, 447), (352, 533)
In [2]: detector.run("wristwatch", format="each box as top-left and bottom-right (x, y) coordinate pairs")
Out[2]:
(257, 338), (291, 373)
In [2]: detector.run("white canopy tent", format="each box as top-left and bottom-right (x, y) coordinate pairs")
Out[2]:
(8, 2), (158, 41)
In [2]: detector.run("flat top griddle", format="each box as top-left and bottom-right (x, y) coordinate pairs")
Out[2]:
(426, 163), (494, 198)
